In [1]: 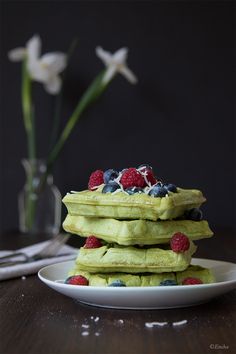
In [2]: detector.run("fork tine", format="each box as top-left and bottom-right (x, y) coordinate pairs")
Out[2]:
(45, 234), (70, 255)
(39, 234), (71, 257)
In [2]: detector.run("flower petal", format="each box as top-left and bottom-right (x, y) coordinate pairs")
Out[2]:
(8, 47), (26, 62)
(102, 65), (117, 84)
(96, 46), (112, 66)
(44, 75), (62, 94)
(27, 61), (49, 82)
(119, 66), (138, 84)
(113, 48), (128, 65)
(26, 35), (41, 63)
(40, 53), (67, 74)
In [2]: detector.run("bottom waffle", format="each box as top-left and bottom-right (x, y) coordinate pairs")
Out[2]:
(67, 265), (215, 287)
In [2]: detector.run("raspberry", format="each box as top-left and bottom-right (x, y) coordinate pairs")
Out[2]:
(182, 277), (203, 285)
(138, 165), (157, 185)
(170, 232), (190, 253)
(84, 236), (102, 249)
(120, 168), (146, 189)
(88, 170), (104, 190)
(144, 169), (157, 185)
(65, 275), (89, 286)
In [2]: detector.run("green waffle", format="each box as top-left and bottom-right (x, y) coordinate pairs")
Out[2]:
(68, 265), (214, 287)
(63, 215), (213, 245)
(176, 265), (215, 284)
(75, 242), (197, 274)
(62, 186), (206, 221)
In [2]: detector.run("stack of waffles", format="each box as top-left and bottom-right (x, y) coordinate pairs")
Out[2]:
(62, 165), (214, 287)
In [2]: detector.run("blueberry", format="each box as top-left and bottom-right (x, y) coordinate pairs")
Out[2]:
(185, 208), (203, 221)
(148, 185), (168, 197)
(103, 169), (119, 184)
(108, 280), (126, 287)
(102, 182), (120, 193)
(125, 187), (143, 195)
(159, 279), (177, 286)
(165, 183), (177, 193)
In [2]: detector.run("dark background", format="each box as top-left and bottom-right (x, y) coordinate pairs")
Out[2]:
(0, 1), (234, 235)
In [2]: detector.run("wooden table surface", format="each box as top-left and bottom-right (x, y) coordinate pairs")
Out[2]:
(0, 229), (235, 354)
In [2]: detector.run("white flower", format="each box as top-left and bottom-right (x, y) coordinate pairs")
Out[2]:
(96, 46), (138, 85)
(8, 35), (67, 94)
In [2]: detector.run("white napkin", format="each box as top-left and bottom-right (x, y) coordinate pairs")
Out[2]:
(0, 241), (78, 281)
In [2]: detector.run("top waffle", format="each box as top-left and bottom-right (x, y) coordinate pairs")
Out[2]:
(63, 165), (206, 220)
(63, 186), (205, 221)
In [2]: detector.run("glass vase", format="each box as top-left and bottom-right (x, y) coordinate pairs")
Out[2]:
(18, 159), (61, 235)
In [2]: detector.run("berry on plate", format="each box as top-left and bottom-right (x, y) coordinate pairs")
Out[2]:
(148, 184), (168, 197)
(103, 169), (119, 184)
(65, 275), (89, 286)
(88, 170), (104, 190)
(182, 277), (203, 285)
(120, 168), (146, 189)
(138, 164), (157, 185)
(144, 169), (157, 185)
(185, 208), (203, 221)
(164, 183), (177, 193)
(170, 232), (190, 253)
(84, 236), (102, 249)
(102, 182), (120, 193)
(159, 279), (178, 286)
(108, 280), (126, 287)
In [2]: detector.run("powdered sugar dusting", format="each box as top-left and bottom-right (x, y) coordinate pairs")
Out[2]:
(81, 324), (90, 329)
(172, 320), (188, 326)
(145, 319), (188, 328)
(81, 331), (89, 336)
(145, 321), (168, 328)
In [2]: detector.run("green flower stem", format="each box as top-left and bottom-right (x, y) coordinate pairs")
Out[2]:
(22, 159), (38, 232)
(46, 70), (108, 173)
(22, 60), (36, 160)
(21, 60), (37, 231)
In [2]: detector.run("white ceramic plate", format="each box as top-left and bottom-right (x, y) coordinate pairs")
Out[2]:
(38, 258), (236, 309)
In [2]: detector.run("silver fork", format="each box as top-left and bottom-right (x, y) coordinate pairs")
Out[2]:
(0, 233), (71, 266)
